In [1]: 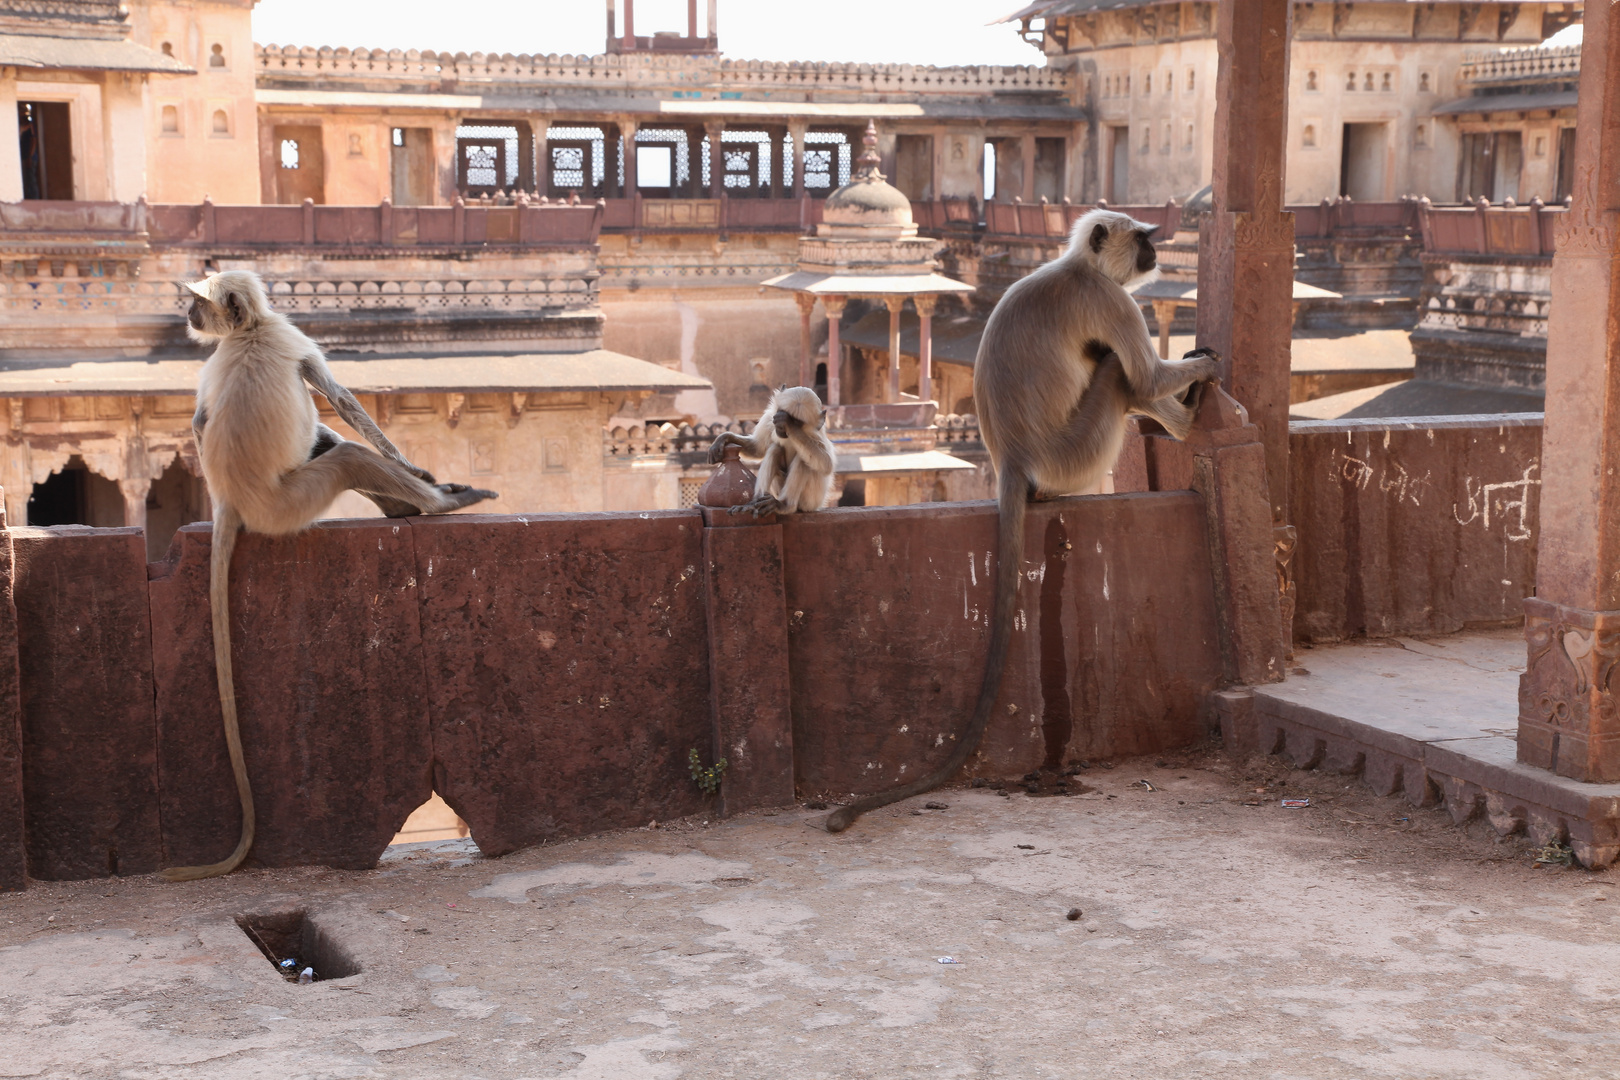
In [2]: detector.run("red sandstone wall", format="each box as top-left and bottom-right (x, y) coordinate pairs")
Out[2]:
(0, 496), (1226, 885)
(783, 497), (1223, 797)
(1291, 415), (1543, 641)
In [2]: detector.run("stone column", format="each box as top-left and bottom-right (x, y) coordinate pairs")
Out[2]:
(1196, 0), (1294, 525)
(824, 296), (847, 407)
(0, 78), (21, 203)
(620, 118), (639, 200)
(930, 128), (946, 203)
(788, 122), (807, 199)
(532, 118), (550, 196)
(1020, 133), (1037, 203)
(706, 121), (724, 200)
(795, 292), (816, 388)
(885, 297), (905, 403)
(1518, 0), (1620, 782)
(916, 295), (937, 400)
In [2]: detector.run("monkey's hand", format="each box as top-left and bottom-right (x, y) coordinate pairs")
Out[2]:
(707, 433), (739, 465)
(772, 410), (802, 440)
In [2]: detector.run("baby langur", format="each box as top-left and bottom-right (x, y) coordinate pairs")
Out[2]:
(161, 270), (497, 882)
(707, 386), (836, 516)
(825, 209), (1219, 833)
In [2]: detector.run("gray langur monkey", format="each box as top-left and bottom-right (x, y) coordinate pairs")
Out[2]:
(707, 386), (837, 516)
(825, 209), (1219, 833)
(161, 270), (497, 882)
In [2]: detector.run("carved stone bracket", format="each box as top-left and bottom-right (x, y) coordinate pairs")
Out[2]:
(1519, 597), (1620, 781)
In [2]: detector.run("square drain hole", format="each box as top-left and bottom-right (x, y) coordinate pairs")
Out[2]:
(236, 909), (361, 984)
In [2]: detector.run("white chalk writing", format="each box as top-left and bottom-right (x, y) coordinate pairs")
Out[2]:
(1452, 463), (1540, 541)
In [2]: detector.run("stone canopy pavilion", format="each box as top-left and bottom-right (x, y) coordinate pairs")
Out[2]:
(764, 122), (972, 415)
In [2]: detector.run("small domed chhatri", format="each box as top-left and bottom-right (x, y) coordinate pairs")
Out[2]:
(819, 122), (917, 240)
(764, 119), (972, 418)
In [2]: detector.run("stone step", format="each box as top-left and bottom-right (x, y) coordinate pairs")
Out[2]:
(1215, 629), (1620, 867)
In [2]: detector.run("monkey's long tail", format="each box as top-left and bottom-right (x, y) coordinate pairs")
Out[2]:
(160, 507), (256, 881)
(825, 466), (1026, 832)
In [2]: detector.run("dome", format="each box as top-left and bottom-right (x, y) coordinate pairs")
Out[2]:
(816, 121), (917, 239)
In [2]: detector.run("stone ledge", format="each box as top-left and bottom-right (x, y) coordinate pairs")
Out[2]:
(1250, 690), (1620, 868)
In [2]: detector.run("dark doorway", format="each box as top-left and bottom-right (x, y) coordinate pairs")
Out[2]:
(1109, 126), (1130, 202)
(1554, 127), (1576, 202)
(18, 101), (73, 201)
(144, 459), (208, 561)
(390, 127), (434, 206)
(894, 135), (933, 200)
(1339, 122), (1387, 200)
(273, 124), (325, 204)
(27, 457), (124, 528)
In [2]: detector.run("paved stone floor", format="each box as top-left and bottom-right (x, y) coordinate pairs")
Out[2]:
(2, 747), (1617, 1079)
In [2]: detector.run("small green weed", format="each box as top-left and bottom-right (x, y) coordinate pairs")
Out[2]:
(688, 749), (728, 795)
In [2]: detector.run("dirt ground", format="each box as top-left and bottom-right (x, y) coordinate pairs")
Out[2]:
(2, 744), (1616, 1080)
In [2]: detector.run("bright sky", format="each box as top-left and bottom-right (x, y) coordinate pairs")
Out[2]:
(252, 0), (1041, 67)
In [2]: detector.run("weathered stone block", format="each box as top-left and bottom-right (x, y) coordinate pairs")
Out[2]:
(1362, 750), (1408, 798)
(413, 512), (712, 855)
(12, 527), (161, 880)
(149, 520), (432, 871)
(700, 514), (794, 817)
(1438, 774), (1484, 824)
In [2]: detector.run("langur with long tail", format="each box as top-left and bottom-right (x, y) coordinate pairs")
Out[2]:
(825, 209), (1219, 832)
(708, 385), (837, 516)
(162, 271), (497, 881)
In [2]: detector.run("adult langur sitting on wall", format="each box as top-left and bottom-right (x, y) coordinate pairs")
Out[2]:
(707, 386), (837, 517)
(162, 270), (498, 882)
(824, 209), (1220, 833)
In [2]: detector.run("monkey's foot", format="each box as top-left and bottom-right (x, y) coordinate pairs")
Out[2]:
(432, 484), (499, 512)
(729, 494), (782, 517)
(1179, 379), (1207, 412)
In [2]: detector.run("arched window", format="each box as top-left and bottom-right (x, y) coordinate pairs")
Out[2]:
(1346, 71), (1357, 91)
(1381, 72), (1392, 92)
(211, 109), (229, 135)
(160, 41), (173, 56)
(1419, 71), (1431, 93)
(1186, 68), (1195, 93)
(209, 43), (226, 68)
(1303, 124), (1316, 149)
(1306, 70), (1318, 91)
(1363, 72), (1374, 91)
(1415, 125), (1428, 148)
(161, 104), (179, 133)
(1164, 69), (1173, 94)
(1144, 72), (1152, 94)
(1184, 122), (1194, 149)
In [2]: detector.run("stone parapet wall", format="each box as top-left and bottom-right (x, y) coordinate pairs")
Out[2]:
(1291, 414), (1543, 642)
(0, 493), (1222, 887)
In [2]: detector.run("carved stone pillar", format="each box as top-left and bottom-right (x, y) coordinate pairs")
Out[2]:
(1019, 133), (1036, 203)
(795, 292), (816, 389)
(1518, 0), (1620, 782)
(885, 297), (905, 403)
(619, 118), (639, 200)
(532, 118), (550, 196)
(788, 122), (807, 199)
(823, 296), (847, 407)
(706, 121), (724, 200)
(915, 295), (937, 400)
(1197, 0), (1294, 524)
(1197, 0), (1296, 654)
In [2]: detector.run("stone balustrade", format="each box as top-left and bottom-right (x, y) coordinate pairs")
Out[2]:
(1460, 42), (1581, 85)
(254, 43), (1069, 97)
(603, 413), (982, 463)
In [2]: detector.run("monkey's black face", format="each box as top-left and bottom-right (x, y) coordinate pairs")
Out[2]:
(772, 409), (802, 439)
(1134, 228), (1158, 274)
(187, 298), (205, 331)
